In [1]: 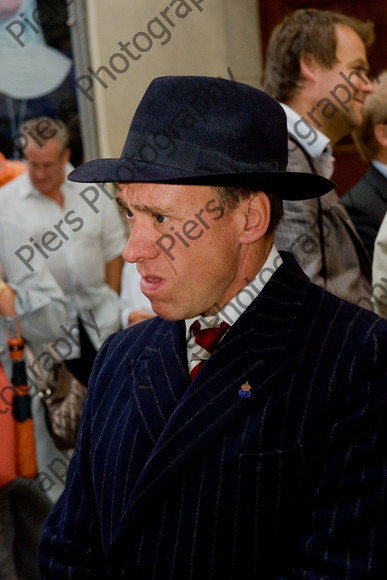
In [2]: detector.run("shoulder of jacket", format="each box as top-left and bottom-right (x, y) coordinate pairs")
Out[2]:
(306, 282), (387, 344)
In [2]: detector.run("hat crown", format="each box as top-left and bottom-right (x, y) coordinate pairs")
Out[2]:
(122, 76), (288, 174)
(68, 74), (334, 200)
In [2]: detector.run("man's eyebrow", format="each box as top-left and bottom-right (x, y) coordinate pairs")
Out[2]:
(348, 58), (370, 69)
(115, 197), (176, 216)
(116, 197), (126, 209)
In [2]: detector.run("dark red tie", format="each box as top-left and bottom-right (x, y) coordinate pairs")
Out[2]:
(189, 320), (229, 380)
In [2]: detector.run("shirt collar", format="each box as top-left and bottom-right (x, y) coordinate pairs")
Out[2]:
(281, 103), (331, 159)
(185, 245), (282, 340)
(372, 160), (387, 180)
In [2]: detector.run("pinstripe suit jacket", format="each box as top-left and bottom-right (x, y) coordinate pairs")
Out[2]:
(39, 253), (387, 579)
(274, 140), (372, 310)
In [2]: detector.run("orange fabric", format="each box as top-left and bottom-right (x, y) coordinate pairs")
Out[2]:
(0, 361), (17, 487)
(0, 336), (37, 488)
(14, 419), (37, 479)
(13, 383), (37, 479)
(0, 152), (26, 187)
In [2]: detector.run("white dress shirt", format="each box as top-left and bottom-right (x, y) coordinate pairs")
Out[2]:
(372, 160), (387, 180)
(120, 261), (153, 329)
(281, 103), (335, 179)
(0, 165), (127, 356)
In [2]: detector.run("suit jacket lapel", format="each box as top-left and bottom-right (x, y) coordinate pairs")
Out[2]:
(323, 190), (372, 278)
(111, 253), (310, 543)
(127, 320), (189, 445)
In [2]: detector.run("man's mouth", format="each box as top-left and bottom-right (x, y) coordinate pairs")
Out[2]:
(140, 275), (164, 294)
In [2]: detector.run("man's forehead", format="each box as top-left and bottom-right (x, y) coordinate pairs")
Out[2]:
(26, 138), (62, 158)
(334, 22), (368, 55)
(118, 182), (216, 203)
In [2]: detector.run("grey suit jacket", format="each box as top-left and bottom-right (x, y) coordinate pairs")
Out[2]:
(341, 164), (387, 261)
(39, 253), (387, 579)
(275, 140), (372, 309)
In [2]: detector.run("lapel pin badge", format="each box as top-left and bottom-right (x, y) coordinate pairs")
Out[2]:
(239, 381), (251, 398)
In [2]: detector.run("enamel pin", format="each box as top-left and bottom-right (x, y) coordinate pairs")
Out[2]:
(239, 381), (251, 398)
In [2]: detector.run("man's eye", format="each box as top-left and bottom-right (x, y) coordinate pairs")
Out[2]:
(125, 208), (134, 219)
(155, 214), (168, 224)
(355, 64), (372, 78)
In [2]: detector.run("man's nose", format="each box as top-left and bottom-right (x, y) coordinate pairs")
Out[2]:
(32, 166), (47, 178)
(122, 223), (159, 263)
(364, 78), (375, 94)
(362, 71), (375, 94)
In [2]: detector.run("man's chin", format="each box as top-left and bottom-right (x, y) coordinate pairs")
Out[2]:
(150, 303), (186, 322)
(32, 184), (49, 194)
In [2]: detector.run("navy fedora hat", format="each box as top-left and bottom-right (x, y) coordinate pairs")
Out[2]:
(69, 75), (334, 200)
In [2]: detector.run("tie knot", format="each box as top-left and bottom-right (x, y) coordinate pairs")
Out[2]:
(191, 320), (230, 354)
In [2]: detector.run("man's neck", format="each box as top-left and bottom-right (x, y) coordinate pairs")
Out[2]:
(374, 150), (387, 166)
(286, 97), (345, 146)
(42, 188), (64, 208)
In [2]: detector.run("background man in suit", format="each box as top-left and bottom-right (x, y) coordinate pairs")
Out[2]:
(263, 9), (374, 310)
(39, 76), (387, 579)
(342, 70), (387, 261)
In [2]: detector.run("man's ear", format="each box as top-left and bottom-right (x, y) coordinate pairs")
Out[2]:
(299, 53), (319, 83)
(374, 123), (387, 148)
(62, 147), (71, 164)
(239, 192), (271, 244)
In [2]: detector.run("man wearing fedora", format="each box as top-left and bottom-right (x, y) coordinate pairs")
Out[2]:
(39, 76), (387, 579)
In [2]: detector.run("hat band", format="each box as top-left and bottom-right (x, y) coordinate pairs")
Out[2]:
(122, 131), (285, 174)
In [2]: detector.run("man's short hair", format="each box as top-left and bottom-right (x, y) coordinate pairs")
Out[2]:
(263, 9), (375, 102)
(353, 71), (387, 162)
(213, 186), (284, 234)
(19, 117), (69, 154)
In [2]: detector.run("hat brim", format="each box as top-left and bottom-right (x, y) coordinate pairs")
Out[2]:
(68, 157), (334, 201)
